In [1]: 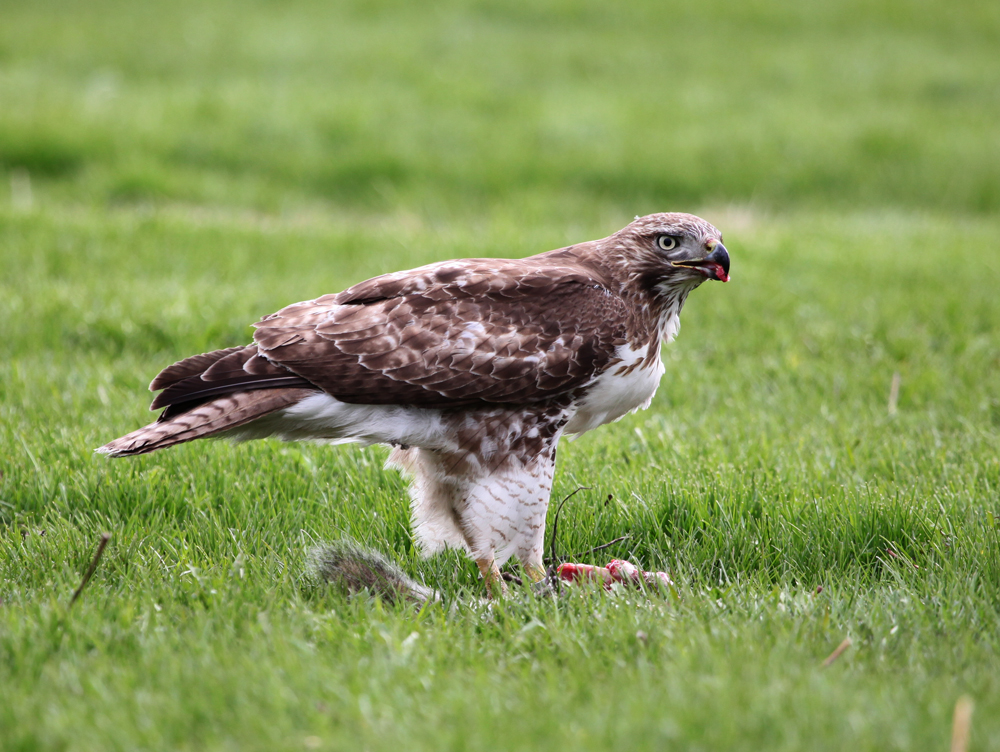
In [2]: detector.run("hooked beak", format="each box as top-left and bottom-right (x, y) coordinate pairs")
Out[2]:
(671, 241), (730, 282)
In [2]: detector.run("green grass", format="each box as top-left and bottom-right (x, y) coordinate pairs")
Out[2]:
(2, 1), (1000, 750)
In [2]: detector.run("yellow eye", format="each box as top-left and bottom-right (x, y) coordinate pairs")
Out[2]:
(657, 235), (679, 251)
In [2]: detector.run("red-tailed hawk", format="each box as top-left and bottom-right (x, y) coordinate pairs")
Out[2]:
(99, 213), (730, 594)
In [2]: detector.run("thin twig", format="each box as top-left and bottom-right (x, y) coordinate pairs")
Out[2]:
(548, 535), (631, 564)
(70, 533), (111, 607)
(820, 637), (852, 668)
(951, 695), (974, 752)
(547, 486), (591, 565)
(541, 486), (592, 596)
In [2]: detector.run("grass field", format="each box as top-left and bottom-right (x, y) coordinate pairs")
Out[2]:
(2, 1), (1000, 750)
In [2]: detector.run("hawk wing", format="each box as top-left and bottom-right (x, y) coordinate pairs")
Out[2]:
(251, 259), (630, 408)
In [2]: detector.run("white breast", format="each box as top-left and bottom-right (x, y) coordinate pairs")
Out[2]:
(564, 340), (665, 435)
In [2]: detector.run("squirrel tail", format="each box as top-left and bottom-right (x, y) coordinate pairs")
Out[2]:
(306, 539), (437, 604)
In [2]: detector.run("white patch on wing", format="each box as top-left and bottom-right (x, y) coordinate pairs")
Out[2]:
(454, 321), (486, 354)
(564, 340), (665, 435)
(463, 321), (487, 334)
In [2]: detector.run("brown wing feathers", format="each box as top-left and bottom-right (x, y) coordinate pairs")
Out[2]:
(100, 258), (632, 457)
(149, 344), (314, 414)
(254, 277), (629, 408)
(148, 346), (244, 391)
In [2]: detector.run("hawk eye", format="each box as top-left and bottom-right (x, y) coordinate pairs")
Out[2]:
(656, 235), (679, 252)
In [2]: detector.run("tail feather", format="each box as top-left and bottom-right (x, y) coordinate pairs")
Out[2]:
(149, 346), (245, 391)
(150, 344), (312, 412)
(97, 387), (316, 457)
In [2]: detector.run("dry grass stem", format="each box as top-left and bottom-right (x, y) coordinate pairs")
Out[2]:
(888, 372), (901, 416)
(951, 695), (974, 752)
(820, 637), (852, 668)
(69, 533), (111, 607)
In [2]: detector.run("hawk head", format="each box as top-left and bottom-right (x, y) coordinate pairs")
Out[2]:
(607, 212), (730, 301)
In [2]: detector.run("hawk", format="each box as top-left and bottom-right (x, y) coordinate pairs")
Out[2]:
(99, 213), (730, 594)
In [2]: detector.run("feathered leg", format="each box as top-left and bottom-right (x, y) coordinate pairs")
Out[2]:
(387, 406), (566, 598)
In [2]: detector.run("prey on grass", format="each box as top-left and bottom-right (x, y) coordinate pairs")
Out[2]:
(99, 213), (730, 598)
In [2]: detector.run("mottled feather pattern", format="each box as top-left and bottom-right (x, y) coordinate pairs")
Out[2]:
(253, 264), (632, 407)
